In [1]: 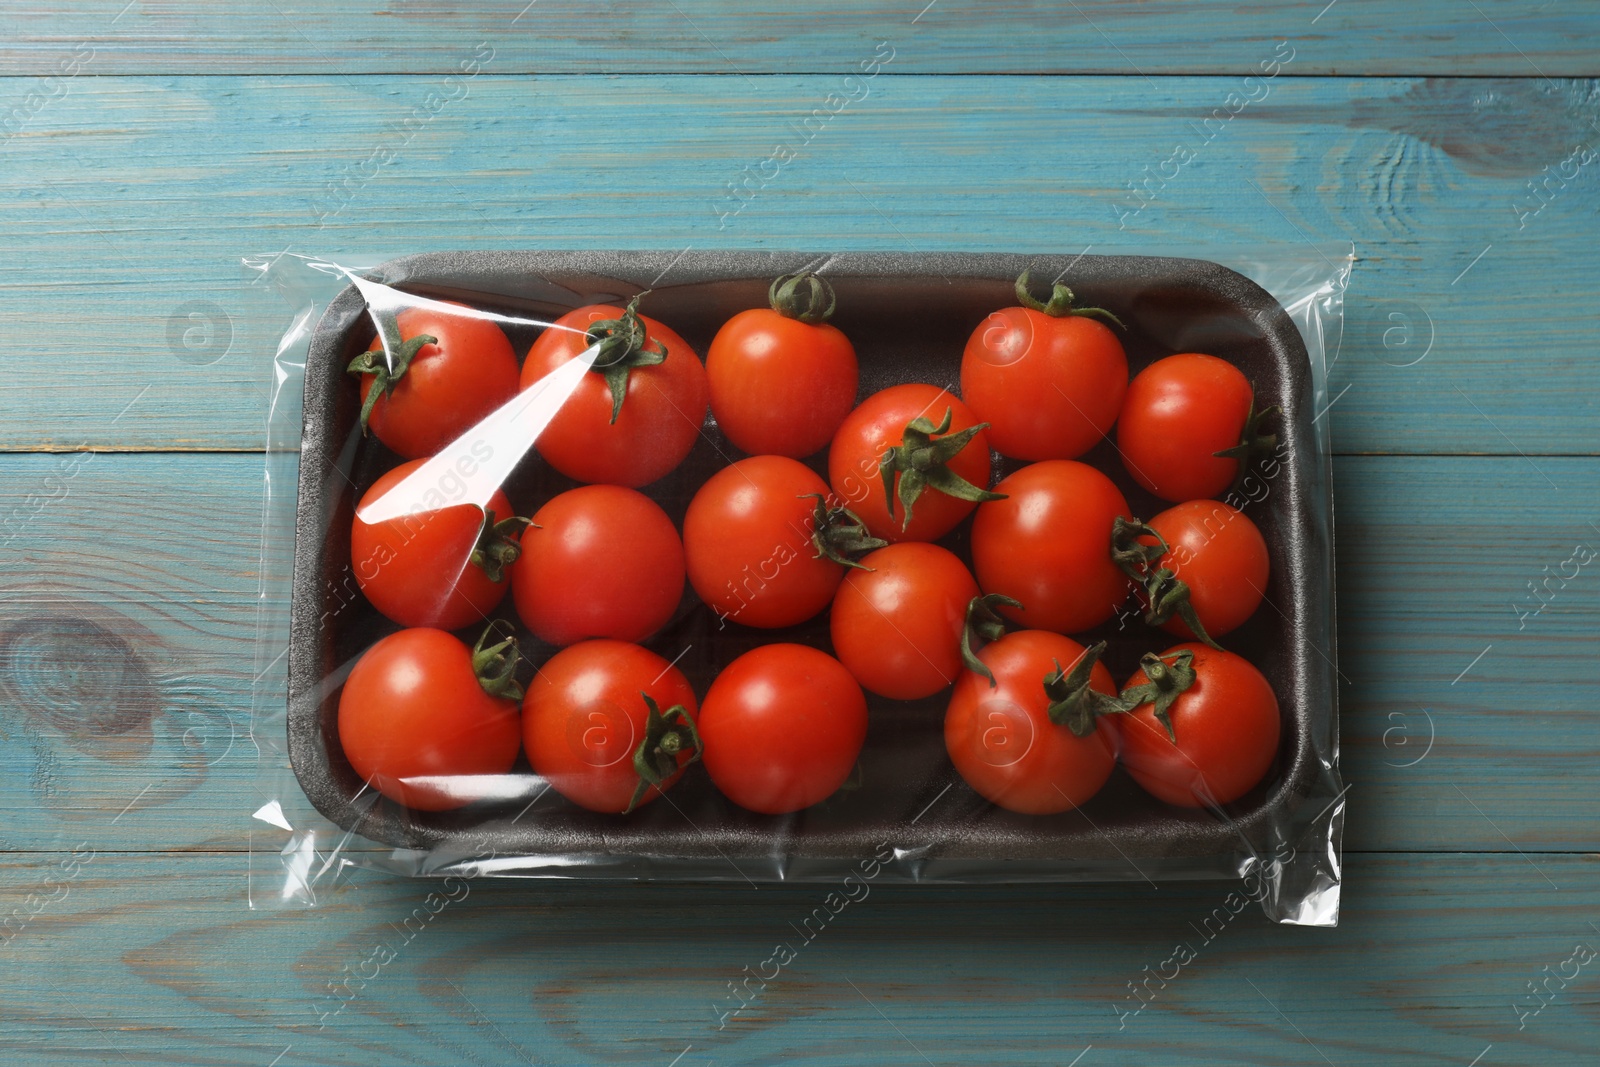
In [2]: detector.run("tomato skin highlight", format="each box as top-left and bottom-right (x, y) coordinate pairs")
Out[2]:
(337, 628), (522, 812)
(944, 630), (1118, 814)
(1143, 500), (1269, 640)
(357, 302), (521, 460)
(522, 639), (699, 814)
(1118, 643), (1280, 808)
(960, 307), (1127, 460)
(828, 383), (996, 543)
(698, 644), (868, 815)
(351, 458), (518, 631)
(511, 485), (685, 647)
(521, 303), (709, 488)
(830, 542), (980, 700)
(683, 456), (843, 629)
(971, 460), (1132, 635)
(708, 308), (858, 458)
(1118, 353), (1254, 502)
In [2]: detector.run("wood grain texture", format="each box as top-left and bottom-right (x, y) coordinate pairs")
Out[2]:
(1, 75), (1598, 453)
(0, 851), (1595, 1066)
(1, 0), (1596, 76)
(1, 451), (1595, 853)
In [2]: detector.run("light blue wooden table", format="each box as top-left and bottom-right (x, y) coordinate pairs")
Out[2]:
(2, 3), (1597, 1064)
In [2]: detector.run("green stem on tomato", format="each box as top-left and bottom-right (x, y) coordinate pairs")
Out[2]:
(470, 620), (526, 701)
(801, 493), (887, 570)
(469, 511), (536, 584)
(960, 592), (1022, 688)
(878, 408), (1005, 531)
(1042, 641), (1128, 737)
(769, 273), (837, 324)
(1116, 649), (1198, 744)
(625, 693), (702, 814)
(584, 293), (669, 424)
(1012, 270), (1125, 329)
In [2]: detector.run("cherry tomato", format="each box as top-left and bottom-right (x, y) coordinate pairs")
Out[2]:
(961, 272), (1128, 460)
(971, 461), (1131, 634)
(521, 297), (708, 487)
(522, 639), (700, 814)
(830, 543), (980, 700)
(511, 485), (685, 647)
(1141, 500), (1269, 640)
(944, 631), (1119, 814)
(698, 644), (867, 814)
(828, 384), (999, 543)
(707, 273), (858, 458)
(684, 455), (881, 629)
(1118, 643), (1280, 808)
(338, 627), (522, 812)
(1117, 353), (1273, 503)
(351, 458), (524, 630)
(350, 301), (520, 460)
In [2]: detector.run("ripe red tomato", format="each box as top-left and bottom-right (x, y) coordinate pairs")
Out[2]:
(971, 460), (1132, 634)
(349, 301), (520, 459)
(351, 458), (525, 630)
(830, 542), (980, 700)
(684, 455), (882, 629)
(511, 485), (685, 646)
(1117, 352), (1275, 503)
(1118, 643), (1280, 808)
(521, 298), (709, 487)
(944, 631), (1119, 814)
(707, 274), (859, 458)
(828, 383), (1000, 543)
(1140, 500), (1269, 640)
(522, 639), (700, 814)
(338, 627), (523, 811)
(960, 272), (1128, 460)
(698, 644), (868, 814)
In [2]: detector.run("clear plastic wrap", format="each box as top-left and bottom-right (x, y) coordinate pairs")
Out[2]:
(247, 248), (1349, 926)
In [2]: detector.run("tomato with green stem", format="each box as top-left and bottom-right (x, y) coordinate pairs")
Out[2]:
(828, 384), (1002, 543)
(1111, 501), (1268, 643)
(684, 455), (884, 630)
(830, 542), (980, 700)
(960, 271), (1128, 461)
(707, 273), (859, 458)
(337, 624), (524, 812)
(944, 630), (1121, 814)
(971, 460), (1132, 635)
(511, 485), (685, 647)
(522, 639), (701, 814)
(1117, 643), (1280, 808)
(1117, 352), (1277, 503)
(698, 644), (867, 814)
(521, 295), (709, 487)
(351, 457), (528, 630)
(348, 301), (521, 460)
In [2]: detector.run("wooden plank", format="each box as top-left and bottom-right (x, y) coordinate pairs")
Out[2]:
(0, 850), (1594, 1065)
(1, 451), (1596, 854)
(0, 75), (1597, 453)
(2, 1), (1595, 76)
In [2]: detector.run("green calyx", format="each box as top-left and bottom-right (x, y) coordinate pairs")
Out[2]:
(879, 408), (1006, 531)
(1110, 517), (1222, 651)
(625, 694), (702, 814)
(1043, 642), (1128, 738)
(346, 328), (438, 436)
(961, 593), (1022, 688)
(584, 293), (669, 424)
(1013, 270), (1125, 330)
(1212, 392), (1281, 498)
(769, 272), (837, 324)
(470, 621), (526, 702)
(469, 510), (535, 584)
(802, 494), (887, 570)
(1117, 649), (1198, 744)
